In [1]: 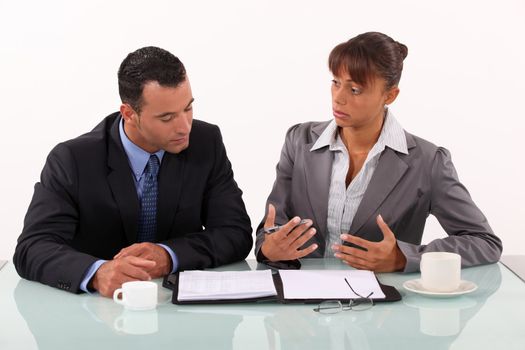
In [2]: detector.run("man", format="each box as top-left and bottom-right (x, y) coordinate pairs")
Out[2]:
(13, 46), (252, 297)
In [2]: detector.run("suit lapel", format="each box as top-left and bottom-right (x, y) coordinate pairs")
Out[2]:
(350, 147), (409, 235)
(303, 122), (333, 240)
(156, 152), (185, 241)
(107, 116), (140, 244)
(303, 146), (332, 235)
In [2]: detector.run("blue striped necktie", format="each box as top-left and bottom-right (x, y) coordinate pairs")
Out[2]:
(137, 154), (159, 242)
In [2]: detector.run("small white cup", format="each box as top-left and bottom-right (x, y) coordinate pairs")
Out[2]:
(420, 252), (461, 292)
(113, 281), (158, 311)
(114, 309), (159, 335)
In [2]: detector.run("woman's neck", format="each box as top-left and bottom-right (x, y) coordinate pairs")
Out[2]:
(339, 112), (385, 154)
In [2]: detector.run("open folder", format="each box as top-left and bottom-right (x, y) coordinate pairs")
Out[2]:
(164, 269), (401, 304)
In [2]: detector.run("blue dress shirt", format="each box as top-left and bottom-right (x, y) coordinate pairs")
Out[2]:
(79, 118), (179, 292)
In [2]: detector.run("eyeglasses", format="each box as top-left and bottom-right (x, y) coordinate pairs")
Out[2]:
(313, 278), (374, 314)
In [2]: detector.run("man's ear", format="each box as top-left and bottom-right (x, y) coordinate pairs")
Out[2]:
(384, 87), (400, 106)
(120, 103), (136, 123)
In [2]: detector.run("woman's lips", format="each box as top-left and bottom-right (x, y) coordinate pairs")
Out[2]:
(333, 109), (349, 118)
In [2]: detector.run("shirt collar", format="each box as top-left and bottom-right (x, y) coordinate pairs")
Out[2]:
(310, 120), (338, 151)
(119, 117), (165, 180)
(376, 109), (408, 155)
(310, 109), (408, 155)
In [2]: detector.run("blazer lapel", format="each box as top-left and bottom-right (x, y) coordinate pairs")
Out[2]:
(156, 152), (185, 242)
(107, 116), (140, 244)
(303, 122), (333, 240)
(350, 145), (411, 235)
(303, 146), (332, 235)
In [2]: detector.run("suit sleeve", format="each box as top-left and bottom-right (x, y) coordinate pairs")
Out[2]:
(13, 143), (99, 293)
(254, 125), (299, 259)
(165, 126), (253, 270)
(398, 147), (502, 272)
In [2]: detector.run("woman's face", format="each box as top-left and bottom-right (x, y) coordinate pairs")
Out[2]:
(331, 70), (399, 130)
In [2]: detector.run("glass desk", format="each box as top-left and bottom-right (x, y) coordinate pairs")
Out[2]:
(1, 259), (524, 350)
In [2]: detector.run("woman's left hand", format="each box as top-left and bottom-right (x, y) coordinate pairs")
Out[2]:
(332, 215), (407, 272)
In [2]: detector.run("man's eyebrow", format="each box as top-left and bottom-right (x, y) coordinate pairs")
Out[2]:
(185, 98), (195, 109)
(153, 98), (195, 119)
(153, 111), (175, 119)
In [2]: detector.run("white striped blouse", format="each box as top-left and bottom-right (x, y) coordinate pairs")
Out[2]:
(310, 109), (408, 257)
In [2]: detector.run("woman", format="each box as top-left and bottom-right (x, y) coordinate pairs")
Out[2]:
(256, 32), (502, 272)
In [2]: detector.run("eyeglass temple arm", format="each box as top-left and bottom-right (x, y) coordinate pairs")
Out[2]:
(344, 277), (374, 299)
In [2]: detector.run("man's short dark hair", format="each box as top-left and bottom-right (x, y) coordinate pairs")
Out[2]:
(118, 46), (186, 113)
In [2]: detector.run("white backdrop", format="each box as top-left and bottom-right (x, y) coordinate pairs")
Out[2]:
(1, 0), (524, 260)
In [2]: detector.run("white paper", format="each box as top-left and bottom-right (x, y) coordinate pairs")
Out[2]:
(0, 260), (6, 271)
(278, 270), (386, 300)
(177, 270), (277, 301)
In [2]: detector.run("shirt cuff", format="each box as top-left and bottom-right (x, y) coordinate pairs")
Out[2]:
(80, 260), (107, 293)
(157, 243), (178, 274)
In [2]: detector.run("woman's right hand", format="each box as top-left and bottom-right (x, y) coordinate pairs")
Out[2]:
(260, 204), (318, 261)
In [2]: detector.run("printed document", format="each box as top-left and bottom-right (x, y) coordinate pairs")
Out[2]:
(177, 270), (277, 301)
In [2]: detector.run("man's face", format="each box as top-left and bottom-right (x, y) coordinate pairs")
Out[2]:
(121, 79), (194, 154)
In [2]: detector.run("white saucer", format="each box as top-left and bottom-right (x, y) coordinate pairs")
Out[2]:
(403, 279), (477, 298)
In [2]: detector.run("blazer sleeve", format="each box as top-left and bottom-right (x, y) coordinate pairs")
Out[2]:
(398, 147), (502, 272)
(254, 124), (299, 258)
(13, 143), (99, 293)
(163, 126), (253, 270)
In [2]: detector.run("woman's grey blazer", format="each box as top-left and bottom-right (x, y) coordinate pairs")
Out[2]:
(255, 121), (502, 272)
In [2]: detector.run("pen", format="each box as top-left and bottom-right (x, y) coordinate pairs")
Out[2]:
(263, 219), (309, 234)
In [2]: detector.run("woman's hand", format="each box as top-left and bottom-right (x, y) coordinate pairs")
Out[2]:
(332, 215), (407, 272)
(261, 204), (318, 261)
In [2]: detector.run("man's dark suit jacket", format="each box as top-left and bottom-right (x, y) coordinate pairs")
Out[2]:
(13, 113), (252, 293)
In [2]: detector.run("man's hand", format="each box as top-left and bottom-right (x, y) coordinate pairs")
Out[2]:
(91, 256), (156, 297)
(332, 215), (407, 272)
(260, 204), (318, 261)
(114, 242), (172, 278)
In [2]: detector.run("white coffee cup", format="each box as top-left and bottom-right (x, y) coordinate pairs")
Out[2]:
(420, 252), (461, 292)
(113, 281), (158, 310)
(114, 309), (159, 335)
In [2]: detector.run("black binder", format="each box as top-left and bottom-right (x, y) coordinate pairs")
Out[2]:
(164, 271), (401, 305)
